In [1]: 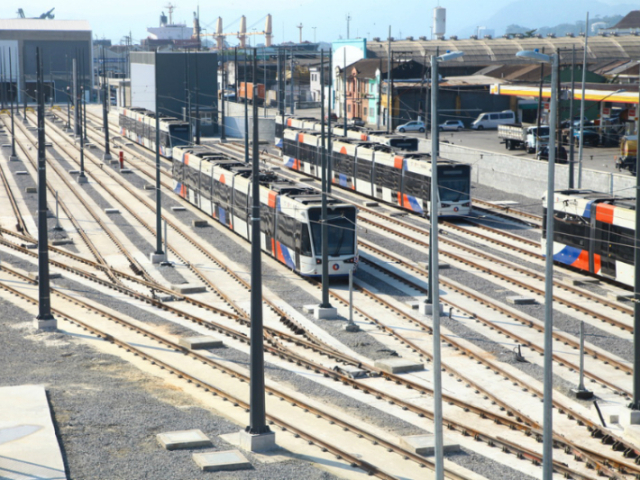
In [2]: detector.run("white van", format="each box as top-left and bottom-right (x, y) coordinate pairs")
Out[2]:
(471, 110), (516, 130)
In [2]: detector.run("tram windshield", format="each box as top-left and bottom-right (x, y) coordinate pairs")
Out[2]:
(308, 207), (356, 257)
(438, 165), (471, 203)
(169, 124), (190, 147)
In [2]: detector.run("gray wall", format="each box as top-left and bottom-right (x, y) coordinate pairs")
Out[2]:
(131, 51), (218, 133)
(418, 139), (635, 199)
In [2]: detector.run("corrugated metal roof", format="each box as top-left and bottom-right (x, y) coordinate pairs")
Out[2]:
(366, 35), (640, 66)
(0, 19), (91, 32)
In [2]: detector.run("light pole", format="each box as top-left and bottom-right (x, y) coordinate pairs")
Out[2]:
(516, 48), (558, 480)
(577, 88), (625, 186)
(429, 49), (464, 480)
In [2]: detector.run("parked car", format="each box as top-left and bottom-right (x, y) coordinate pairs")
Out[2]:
(537, 145), (568, 163)
(325, 113), (338, 121)
(471, 110), (515, 130)
(349, 116), (365, 127)
(396, 120), (425, 133)
(439, 120), (464, 131)
(573, 128), (599, 147)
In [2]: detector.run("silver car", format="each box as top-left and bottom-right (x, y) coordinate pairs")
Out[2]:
(439, 120), (464, 131)
(396, 120), (425, 133)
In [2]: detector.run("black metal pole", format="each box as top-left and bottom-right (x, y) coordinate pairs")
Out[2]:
(320, 50), (331, 309)
(195, 51), (201, 145)
(9, 48), (17, 161)
(536, 57), (544, 156)
(244, 50), (249, 163)
(36, 47), (54, 326)
(247, 48), (270, 435)
(632, 72), (640, 410)
(82, 52), (88, 143)
(102, 47), (111, 161)
(78, 54), (86, 182)
(327, 52), (332, 193)
(220, 56), (226, 141)
(154, 50), (163, 257)
(185, 50), (192, 144)
(568, 45), (576, 189)
(23, 71), (28, 124)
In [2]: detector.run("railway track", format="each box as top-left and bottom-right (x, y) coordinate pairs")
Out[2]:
(36, 107), (640, 478)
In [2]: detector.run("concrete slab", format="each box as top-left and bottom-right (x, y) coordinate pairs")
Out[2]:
(0, 385), (65, 480)
(298, 177), (315, 182)
(363, 201), (379, 207)
(192, 219), (208, 227)
(171, 284), (207, 294)
(337, 365), (368, 379)
(143, 184), (155, 190)
(50, 239), (73, 246)
(420, 261), (450, 270)
(105, 208), (120, 214)
(76, 175), (88, 184)
(314, 306), (338, 320)
(15, 171), (28, 175)
(374, 358), (424, 374)
(28, 272), (62, 281)
(179, 336), (224, 350)
(171, 206), (187, 212)
(238, 430), (277, 452)
(149, 252), (167, 264)
(68, 170), (80, 174)
(192, 450), (252, 472)
(607, 291), (633, 302)
(119, 169), (133, 174)
(24, 187), (36, 193)
(420, 302), (443, 316)
(33, 318), (57, 331)
(400, 434), (460, 456)
(571, 278), (600, 286)
(506, 296), (536, 305)
(157, 429), (212, 450)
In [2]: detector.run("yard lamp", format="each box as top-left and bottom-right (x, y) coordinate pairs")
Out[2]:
(516, 48), (558, 480)
(578, 88), (625, 185)
(429, 49), (463, 480)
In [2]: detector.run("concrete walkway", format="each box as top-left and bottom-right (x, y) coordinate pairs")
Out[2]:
(0, 385), (66, 480)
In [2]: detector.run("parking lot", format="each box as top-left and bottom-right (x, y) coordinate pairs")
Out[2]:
(400, 128), (628, 177)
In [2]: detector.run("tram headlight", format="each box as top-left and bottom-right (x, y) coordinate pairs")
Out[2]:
(441, 203), (451, 208)
(316, 258), (322, 264)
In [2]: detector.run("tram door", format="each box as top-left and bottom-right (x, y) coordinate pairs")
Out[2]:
(596, 221), (616, 278)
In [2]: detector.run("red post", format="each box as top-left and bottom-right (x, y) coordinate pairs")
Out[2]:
(119, 151), (124, 169)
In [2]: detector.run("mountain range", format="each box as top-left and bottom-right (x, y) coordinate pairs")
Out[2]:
(455, 0), (637, 37)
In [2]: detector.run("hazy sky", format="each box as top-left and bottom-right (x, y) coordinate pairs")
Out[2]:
(0, 0), (633, 45)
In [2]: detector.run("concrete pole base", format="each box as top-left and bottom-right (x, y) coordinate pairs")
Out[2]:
(76, 175), (88, 184)
(571, 388), (594, 400)
(33, 318), (57, 331)
(102, 153), (112, 161)
(314, 306), (337, 320)
(149, 252), (167, 264)
(420, 302), (443, 316)
(9, 155), (19, 161)
(344, 323), (360, 332)
(238, 430), (276, 453)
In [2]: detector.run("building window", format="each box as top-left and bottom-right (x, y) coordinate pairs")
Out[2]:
(364, 107), (367, 116)
(348, 104), (351, 113)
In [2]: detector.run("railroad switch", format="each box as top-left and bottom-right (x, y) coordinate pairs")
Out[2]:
(514, 345), (526, 362)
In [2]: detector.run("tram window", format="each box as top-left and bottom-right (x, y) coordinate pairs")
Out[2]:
(333, 151), (354, 176)
(404, 171), (426, 198)
(261, 203), (274, 235)
(172, 159), (183, 182)
(119, 115), (125, 127)
(554, 213), (588, 249)
(375, 164), (400, 191)
(233, 190), (248, 220)
(300, 224), (312, 256)
(610, 224), (634, 264)
(356, 157), (373, 181)
(283, 139), (297, 158)
(200, 172), (212, 200)
(276, 213), (296, 247)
